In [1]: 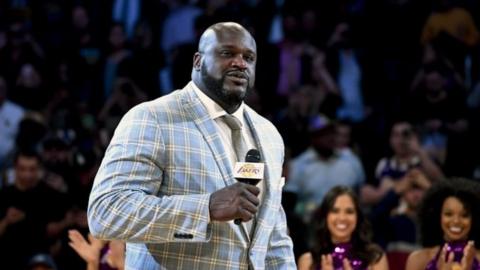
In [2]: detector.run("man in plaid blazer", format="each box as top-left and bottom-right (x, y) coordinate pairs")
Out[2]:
(88, 22), (296, 269)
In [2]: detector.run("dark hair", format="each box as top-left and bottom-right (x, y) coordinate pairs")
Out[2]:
(388, 119), (415, 137)
(14, 149), (42, 165)
(419, 178), (480, 248)
(310, 186), (383, 269)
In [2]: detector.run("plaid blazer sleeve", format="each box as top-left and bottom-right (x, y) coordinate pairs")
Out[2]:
(265, 205), (297, 269)
(87, 101), (212, 243)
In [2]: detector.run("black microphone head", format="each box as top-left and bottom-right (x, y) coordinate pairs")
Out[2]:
(245, 149), (261, 163)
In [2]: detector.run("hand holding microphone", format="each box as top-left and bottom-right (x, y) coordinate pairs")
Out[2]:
(208, 149), (264, 224)
(233, 149), (263, 224)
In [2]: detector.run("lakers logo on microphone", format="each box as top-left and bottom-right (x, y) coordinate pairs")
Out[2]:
(233, 162), (264, 179)
(236, 164), (261, 177)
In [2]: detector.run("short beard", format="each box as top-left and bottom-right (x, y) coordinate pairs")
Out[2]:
(201, 63), (248, 107)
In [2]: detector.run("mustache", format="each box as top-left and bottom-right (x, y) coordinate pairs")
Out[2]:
(225, 70), (249, 79)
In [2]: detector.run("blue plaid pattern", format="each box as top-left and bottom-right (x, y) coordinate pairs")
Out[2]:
(88, 83), (296, 269)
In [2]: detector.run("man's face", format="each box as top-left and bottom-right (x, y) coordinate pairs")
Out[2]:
(390, 122), (413, 156)
(403, 187), (425, 210)
(196, 29), (256, 109)
(15, 156), (41, 190)
(311, 128), (336, 158)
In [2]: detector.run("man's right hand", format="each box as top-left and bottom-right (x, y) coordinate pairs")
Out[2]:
(209, 182), (260, 222)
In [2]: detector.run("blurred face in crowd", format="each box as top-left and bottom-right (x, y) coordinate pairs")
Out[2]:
(193, 23), (256, 113)
(15, 155), (42, 191)
(403, 186), (425, 211)
(327, 194), (357, 243)
(390, 122), (414, 157)
(72, 5), (89, 30)
(109, 24), (126, 50)
(9, 22), (27, 48)
(425, 71), (446, 96)
(42, 145), (70, 171)
(17, 63), (42, 88)
(311, 127), (336, 158)
(288, 86), (315, 116)
(441, 196), (472, 242)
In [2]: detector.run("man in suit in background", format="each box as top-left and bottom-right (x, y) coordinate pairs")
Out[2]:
(88, 22), (295, 269)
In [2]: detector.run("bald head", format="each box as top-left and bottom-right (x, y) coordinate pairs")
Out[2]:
(191, 22), (257, 113)
(198, 22), (256, 53)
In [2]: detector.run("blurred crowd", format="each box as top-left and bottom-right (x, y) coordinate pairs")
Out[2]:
(1, 0), (480, 269)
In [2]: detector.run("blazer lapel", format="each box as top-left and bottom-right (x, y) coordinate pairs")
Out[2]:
(181, 85), (237, 188)
(181, 84), (255, 244)
(243, 109), (274, 244)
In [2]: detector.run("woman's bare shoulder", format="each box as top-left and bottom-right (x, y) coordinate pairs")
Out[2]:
(405, 247), (439, 270)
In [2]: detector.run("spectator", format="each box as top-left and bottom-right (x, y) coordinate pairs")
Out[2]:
(276, 86), (320, 158)
(298, 185), (388, 270)
(41, 136), (73, 193)
(361, 120), (443, 206)
(421, 0), (478, 47)
(66, 4), (101, 74)
(98, 77), (147, 141)
(335, 120), (366, 186)
(0, 151), (68, 269)
(326, 22), (367, 124)
(285, 114), (365, 222)
(102, 23), (131, 100)
(406, 178), (480, 270)
(410, 60), (473, 177)
(12, 62), (48, 111)
(0, 20), (45, 87)
(370, 168), (431, 251)
(420, 0), (479, 76)
(0, 75), (25, 172)
(111, 0), (141, 40)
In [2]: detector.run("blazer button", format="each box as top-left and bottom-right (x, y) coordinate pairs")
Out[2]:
(174, 233), (194, 239)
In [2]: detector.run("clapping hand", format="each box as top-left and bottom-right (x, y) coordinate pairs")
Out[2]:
(460, 241), (476, 270)
(437, 242), (476, 270)
(68, 229), (106, 264)
(105, 240), (125, 270)
(321, 254), (334, 270)
(321, 254), (353, 270)
(436, 244), (455, 270)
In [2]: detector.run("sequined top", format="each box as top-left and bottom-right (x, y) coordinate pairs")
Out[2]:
(317, 242), (366, 270)
(425, 241), (480, 270)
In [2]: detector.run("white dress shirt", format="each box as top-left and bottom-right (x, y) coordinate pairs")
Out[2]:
(191, 82), (256, 165)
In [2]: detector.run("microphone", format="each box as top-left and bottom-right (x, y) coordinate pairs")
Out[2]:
(233, 149), (264, 224)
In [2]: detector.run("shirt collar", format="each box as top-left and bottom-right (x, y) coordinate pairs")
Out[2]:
(191, 81), (245, 125)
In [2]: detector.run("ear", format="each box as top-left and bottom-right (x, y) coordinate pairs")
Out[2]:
(193, 52), (202, 71)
